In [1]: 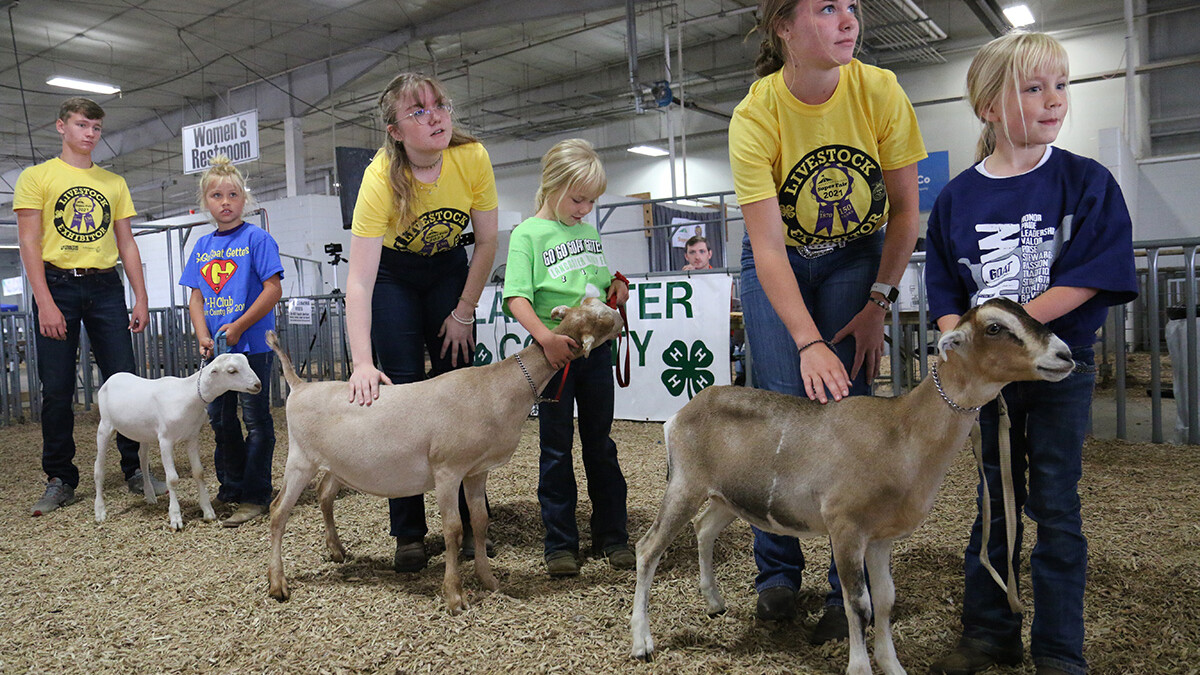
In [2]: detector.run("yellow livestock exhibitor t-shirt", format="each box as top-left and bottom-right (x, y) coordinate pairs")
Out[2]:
(729, 60), (927, 248)
(12, 157), (137, 269)
(351, 142), (498, 256)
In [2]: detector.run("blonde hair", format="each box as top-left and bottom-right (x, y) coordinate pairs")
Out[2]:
(535, 139), (607, 211)
(966, 31), (1070, 162)
(750, 0), (864, 78)
(377, 73), (479, 225)
(196, 155), (255, 217)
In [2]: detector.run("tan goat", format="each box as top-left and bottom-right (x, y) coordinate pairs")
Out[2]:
(629, 298), (1075, 675)
(265, 297), (623, 613)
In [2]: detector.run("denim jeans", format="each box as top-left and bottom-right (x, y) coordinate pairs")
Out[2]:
(739, 232), (882, 604)
(33, 269), (141, 489)
(537, 341), (629, 556)
(372, 246), (480, 539)
(960, 346), (1095, 675)
(208, 351), (275, 506)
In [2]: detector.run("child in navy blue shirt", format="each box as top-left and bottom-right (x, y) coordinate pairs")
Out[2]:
(924, 33), (1137, 675)
(180, 155), (284, 528)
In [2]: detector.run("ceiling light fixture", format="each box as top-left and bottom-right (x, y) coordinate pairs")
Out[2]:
(1003, 4), (1036, 27)
(46, 76), (121, 95)
(627, 145), (668, 157)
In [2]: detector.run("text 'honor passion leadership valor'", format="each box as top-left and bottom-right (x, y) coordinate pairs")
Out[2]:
(181, 110), (261, 175)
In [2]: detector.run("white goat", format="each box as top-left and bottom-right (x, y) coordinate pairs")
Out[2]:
(264, 297), (624, 613)
(94, 353), (263, 530)
(629, 298), (1075, 675)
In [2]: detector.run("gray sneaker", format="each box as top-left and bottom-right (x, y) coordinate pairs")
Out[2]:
(126, 469), (169, 496)
(31, 478), (76, 516)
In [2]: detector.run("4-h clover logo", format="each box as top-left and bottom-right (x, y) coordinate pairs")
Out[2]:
(474, 343), (494, 366)
(661, 339), (715, 399)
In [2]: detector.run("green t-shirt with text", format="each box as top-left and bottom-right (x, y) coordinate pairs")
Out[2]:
(502, 217), (611, 329)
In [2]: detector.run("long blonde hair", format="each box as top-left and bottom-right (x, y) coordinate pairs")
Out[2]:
(196, 154), (255, 219)
(535, 139), (607, 211)
(750, 0), (864, 77)
(966, 31), (1070, 162)
(377, 73), (479, 222)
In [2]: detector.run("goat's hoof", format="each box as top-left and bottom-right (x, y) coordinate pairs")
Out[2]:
(268, 585), (290, 602)
(706, 607), (727, 618)
(631, 649), (654, 662)
(169, 518), (184, 531)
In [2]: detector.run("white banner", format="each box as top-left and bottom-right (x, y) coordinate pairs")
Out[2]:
(473, 273), (733, 421)
(181, 110), (260, 175)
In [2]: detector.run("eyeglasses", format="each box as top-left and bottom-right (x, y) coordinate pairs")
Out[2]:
(400, 102), (453, 125)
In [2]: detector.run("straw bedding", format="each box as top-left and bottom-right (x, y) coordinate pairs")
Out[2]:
(1, 396), (1196, 674)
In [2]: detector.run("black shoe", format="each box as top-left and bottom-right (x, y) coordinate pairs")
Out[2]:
(809, 605), (850, 644)
(928, 641), (1023, 675)
(394, 538), (428, 573)
(461, 532), (495, 560)
(755, 586), (797, 622)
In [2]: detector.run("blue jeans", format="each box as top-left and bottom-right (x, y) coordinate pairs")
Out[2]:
(33, 269), (140, 489)
(960, 346), (1095, 675)
(739, 232), (882, 604)
(208, 351), (275, 506)
(371, 246), (480, 539)
(538, 341), (629, 556)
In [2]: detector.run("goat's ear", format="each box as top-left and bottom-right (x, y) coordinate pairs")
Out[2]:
(937, 329), (967, 360)
(550, 305), (570, 320)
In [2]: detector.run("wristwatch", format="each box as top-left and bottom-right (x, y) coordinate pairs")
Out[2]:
(870, 282), (899, 304)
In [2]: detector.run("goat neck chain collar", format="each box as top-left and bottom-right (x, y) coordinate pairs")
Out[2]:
(931, 359), (982, 414)
(196, 361), (213, 404)
(515, 353), (558, 404)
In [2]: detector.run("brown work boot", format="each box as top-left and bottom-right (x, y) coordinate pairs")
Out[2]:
(394, 538), (428, 573)
(600, 544), (636, 570)
(928, 641), (1023, 675)
(545, 550), (580, 577)
(221, 502), (267, 527)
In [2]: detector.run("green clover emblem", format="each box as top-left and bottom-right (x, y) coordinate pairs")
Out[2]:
(473, 343), (493, 366)
(661, 339), (715, 399)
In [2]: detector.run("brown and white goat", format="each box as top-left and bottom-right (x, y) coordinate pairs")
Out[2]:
(629, 298), (1075, 675)
(265, 297), (623, 613)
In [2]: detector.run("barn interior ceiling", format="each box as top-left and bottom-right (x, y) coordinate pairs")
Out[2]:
(1, 0), (1129, 223)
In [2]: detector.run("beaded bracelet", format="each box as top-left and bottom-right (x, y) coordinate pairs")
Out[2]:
(797, 338), (835, 355)
(450, 309), (475, 326)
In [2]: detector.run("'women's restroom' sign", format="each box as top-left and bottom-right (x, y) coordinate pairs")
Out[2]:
(181, 110), (260, 174)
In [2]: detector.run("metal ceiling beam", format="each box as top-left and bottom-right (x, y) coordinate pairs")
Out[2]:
(962, 0), (1012, 38)
(2, 0), (654, 204)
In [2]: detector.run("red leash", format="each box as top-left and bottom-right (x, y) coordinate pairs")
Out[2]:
(608, 273), (631, 388)
(546, 278), (632, 403)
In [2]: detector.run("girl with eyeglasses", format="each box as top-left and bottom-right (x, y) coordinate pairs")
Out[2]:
(345, 72), (500, 573)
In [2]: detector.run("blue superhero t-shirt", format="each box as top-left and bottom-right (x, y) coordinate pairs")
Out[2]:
(179, 222), (284, 354)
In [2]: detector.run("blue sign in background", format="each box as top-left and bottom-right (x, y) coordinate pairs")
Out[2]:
(917, 150), (950, 212)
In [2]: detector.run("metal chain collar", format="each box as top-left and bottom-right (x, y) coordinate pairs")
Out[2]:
(931, 359), (983, 414)
(196, 360), (213, 404)
(515, 353), (557, 403)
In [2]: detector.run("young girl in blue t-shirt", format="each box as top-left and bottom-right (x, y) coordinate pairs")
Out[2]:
(924, 33), (1137, 675)
(503, 139), (632, 578)
(180, 155), (284, 528)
